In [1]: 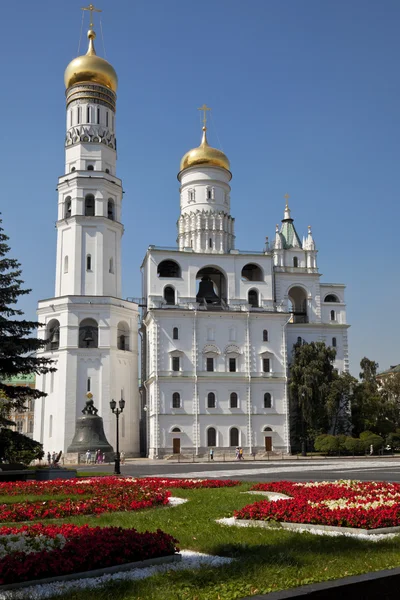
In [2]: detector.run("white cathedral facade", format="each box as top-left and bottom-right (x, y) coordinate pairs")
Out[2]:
(34, 20), (349, 458)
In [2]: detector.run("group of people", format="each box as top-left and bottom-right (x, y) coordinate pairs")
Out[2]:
(85, 449), (106, 464)
(235, 447), (244, 460)
(46, 451), (63, 466)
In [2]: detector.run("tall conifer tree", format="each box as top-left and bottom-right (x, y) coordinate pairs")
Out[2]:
(0, 216), (54, 426)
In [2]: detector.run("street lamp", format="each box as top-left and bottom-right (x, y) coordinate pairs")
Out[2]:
(110, 397), (125, 475)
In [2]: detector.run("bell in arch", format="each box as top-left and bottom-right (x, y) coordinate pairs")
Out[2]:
(196, 276), (219, 304)
(50, 327), (60, 344)
(67, 394), (113, 456)
(83, 328), (94, 345)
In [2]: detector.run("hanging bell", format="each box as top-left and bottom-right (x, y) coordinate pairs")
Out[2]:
(50, 327), (60, 344)
(83, 328), (93, 344)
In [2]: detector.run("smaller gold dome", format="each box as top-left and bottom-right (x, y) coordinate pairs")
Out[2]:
(180, 127), (230, 172)
(64, 30), (118, 92)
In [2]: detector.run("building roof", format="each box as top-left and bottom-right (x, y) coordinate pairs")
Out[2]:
(377, 364), (400, 377)
(1, 374), (36, 386)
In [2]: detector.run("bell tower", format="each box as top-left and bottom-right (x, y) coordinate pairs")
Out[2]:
(34, 8), (140, 458)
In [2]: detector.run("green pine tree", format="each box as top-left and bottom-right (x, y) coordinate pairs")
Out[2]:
(0, 216), (55, 426)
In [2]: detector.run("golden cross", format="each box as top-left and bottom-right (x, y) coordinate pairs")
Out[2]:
(198, 104), (211, 128)
(284, 193), (290, 207)
(82, 3), (102, 28)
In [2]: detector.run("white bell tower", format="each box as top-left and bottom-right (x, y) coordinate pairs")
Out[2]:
(34, 16), (140, 457)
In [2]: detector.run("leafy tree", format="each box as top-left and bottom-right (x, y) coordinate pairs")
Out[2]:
(359, 430), (383, 452)
(326, 371), (357, 435)
(344, 436), (364, 455)
(0, 428), (43, 465)
(379, 372), (400, 427)
(0, 216), (55, 426)
(387, 432), (400, 451)
(289, 341), (337, 450)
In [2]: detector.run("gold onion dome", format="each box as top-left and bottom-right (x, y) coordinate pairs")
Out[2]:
(64, 30), (118, 92)
(180, 127), (230, 172)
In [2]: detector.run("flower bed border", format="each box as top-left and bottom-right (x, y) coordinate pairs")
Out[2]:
(229, 518), (400, 536)
(0, 553), (182, 591)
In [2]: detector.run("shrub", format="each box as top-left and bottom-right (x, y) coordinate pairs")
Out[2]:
(360, 431), (383, 452)
(0, 428), (44, 465)
(344, 436), (364, 455)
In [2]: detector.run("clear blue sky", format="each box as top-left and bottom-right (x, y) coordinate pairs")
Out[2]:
(1, 0), (399, 374)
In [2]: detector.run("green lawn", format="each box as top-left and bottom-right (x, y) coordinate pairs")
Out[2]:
(4, 483), (400, 599)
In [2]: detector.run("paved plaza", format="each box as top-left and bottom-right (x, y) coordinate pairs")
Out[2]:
(80, 456), (400, 482)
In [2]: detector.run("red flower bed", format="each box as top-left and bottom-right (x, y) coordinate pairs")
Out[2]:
(0, 477), (240, 523)
(234, 481), (400, 530)
(0, 478), (170, 522)
(0, 524), (178, 585)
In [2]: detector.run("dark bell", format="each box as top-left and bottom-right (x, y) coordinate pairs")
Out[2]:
(83, 328), (93, 343)
(50, 328), (60, 344)
(67, 397), (113, 454)
(196, 276), (219, 304)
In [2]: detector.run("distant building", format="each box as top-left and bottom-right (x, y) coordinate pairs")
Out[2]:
(2, 374), (36, 438)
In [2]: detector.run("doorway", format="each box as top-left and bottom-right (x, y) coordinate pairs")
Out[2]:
(265, 436), (272, 452)
(173, 438), (181, 454)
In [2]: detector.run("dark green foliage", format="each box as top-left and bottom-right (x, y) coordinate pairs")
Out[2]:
(0, 216), (55, 424)
(289, 341), (337, 450)
(343, 436), (364, 455)
(387, 432), (400, 450)
(0, 428), (44, 464)
(359, 430), (384, 452)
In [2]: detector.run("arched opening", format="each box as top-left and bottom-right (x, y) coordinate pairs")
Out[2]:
(263, 426), (273, 432)
(248, 289), (259, 308)
(172, 393), (181, 409)
(230, 427), (239, 447)
(241, 263), (263, 281)
(164, 286), (175, 305)
(107, 199), (115, 220)
(230, 392), (238, 408)
(207, 427), (216, 447)
(297, 336), (303, 345)
(332, 337), (337, 347)
(264, 393), (272, 408)
(263, 329), (268, 342)
(117, 321), (130, 351)
(64, 197), (72, 218)
(71, 166), (76, 172)
(79, 318), (98, 348)
(330, 310), (336, 321)
(84, 194), (95, 216)
(173, 327), (179, 340)
(196, 266), (227, 308)
(207, 392), (216, 408)
(288, 286), (308, 323)
(46, 319), (60, 351)
(172, 427), (181, 433)
(324, 294), (339, 302)
(86, 255), (92, 271)
(293, 257), (298, 268)
(157, 260), (181, 278)
(87, 165), (94, 171)
(109, 257), (114, 273)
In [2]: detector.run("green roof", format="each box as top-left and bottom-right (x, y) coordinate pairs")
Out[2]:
(280, 220), (302, 249)
(1, 374), (36, 385)
(378, 364), (400, 377)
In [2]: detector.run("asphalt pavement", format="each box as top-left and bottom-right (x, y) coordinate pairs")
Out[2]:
(77, 456), (400, 482)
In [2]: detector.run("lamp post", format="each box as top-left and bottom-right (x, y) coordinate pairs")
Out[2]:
(110, 397), (125, 475)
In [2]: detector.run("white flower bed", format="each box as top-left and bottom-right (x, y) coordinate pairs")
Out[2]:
(0, 551), (233, 600)
(0, 534), (66, 560)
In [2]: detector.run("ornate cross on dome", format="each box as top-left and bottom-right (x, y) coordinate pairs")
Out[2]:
(284, 193), (290, 207)
(198, 104), (211, 128)
(82, 3), (102, 28)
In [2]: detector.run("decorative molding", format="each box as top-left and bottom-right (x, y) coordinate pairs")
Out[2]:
(65, 125), (116, 149)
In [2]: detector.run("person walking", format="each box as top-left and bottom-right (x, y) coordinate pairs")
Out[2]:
(210, 448), (214, 461)
(235, 447), (240, 460)
(47, 451), (51, 465)
(239, 447), (244, 460)
(51, 451), (56, 465)
(120, 451), (125, 465)
(86, 449), (91, 464)
(370, 444), (374, 456)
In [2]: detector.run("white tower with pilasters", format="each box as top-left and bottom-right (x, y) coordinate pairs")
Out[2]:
(34, 24), (139, 457)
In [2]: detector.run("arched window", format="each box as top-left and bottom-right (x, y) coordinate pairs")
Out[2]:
(263, 329), (268, 342)
(64, 256), (68, 273)
(87, 377), (91, 392)
(207, 392), (216, 408)
(248, 289), (259, 308)
(172, 392), (181, 408)
(264, 393), (272, 408)
(230, 392), (238, 408)
(64, 197), (72, 218)
(207, 427), (216, 447)
(196, 266), (227, 306)
(263, 426), (272, 432)
(164, 286), (175, 305)
(230, 427), (239, 447)
(209, 238), (212, 249)
(241, 264), (263, 281)
(157, 260), (181, 278)
(86, 255), (92, 271)
(293, 257), (298, 268)
(46, 319), (60, 351)
(288, 286), (308, 324)
(173, 327), (178, 340)
(330, 310), (335, 321)
(297, 336), (302, 345)
(79, 318), (99, 348)
(107, 199), (115, 220)
(97, 107), (100, 124)
(332, 337), (337, 347)
(109, 257), (114, 273)
(84, 194), (95, 216)
(172, 427), (181, 433)
(86, 106), (90, 122)
(105, 168), (110, 174)
(87, 165), (94, 171)
(325, 294), (339, 303)
(117, 322), (130, 351)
